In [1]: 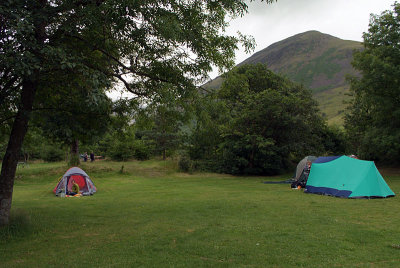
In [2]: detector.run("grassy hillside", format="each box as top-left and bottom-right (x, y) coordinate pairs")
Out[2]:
(204, 31), (363, 124)
(1, 160), (400, 267)
(313, 85), (351, 125)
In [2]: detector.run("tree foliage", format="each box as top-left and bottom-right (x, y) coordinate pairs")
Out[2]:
(33, 83), (112, 164)
(136, 87), (192, 160)
(189, 64), (327, 175)
(345, 2), (400, 163)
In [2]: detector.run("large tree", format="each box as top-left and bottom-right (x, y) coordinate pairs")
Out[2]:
(0, 0), (274, 225)
(137, 86), (191, 160)
(345, 2), (400, 163)
(217, 64), (325, 174)
(31, 29), (115, 165)
(34, 86), (112, 165)
(189, 64), (326, 175)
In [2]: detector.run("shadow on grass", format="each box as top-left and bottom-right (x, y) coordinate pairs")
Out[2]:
(0, 209), (33, 241)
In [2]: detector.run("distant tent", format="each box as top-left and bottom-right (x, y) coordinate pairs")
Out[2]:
(53, 167), (97, 196)
(305, 156), (395, 198)
(291, 156), (317, 188)
(294, 156), (317, 180)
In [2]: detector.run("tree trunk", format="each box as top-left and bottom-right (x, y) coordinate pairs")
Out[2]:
(69, 139), (80, 166)
(0, 79), (37, 226)
(71, 139), (79, 155)
(0, 0), (46, 226)
(248, 137), (256, 170)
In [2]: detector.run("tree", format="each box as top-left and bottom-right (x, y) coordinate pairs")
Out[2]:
(190, 64), (326, 175)
(107, 125), (148, 161)
(345, 2), (400, 163)
(139, 107), (182, 160)
(22, 127), (66, 162)
(34, 85), (112, 166)
(31, 29), (115, 165)
(187, 93), (228, 163)
(137, 86), (191, 160)
(0, 0), (274, 225)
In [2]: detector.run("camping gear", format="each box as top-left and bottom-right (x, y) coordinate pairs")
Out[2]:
(53, 167), (97, 196)
(305, 156), (395, 198)
(291, 156), (317, 188)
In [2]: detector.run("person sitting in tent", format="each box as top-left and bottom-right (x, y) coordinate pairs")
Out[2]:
(68, 180), (80, 196)
(291, 160), (312, 189)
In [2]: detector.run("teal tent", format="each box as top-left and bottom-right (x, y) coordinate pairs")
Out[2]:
(305, 156), (395, 198)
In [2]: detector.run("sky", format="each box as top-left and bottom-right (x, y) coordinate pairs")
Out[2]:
(208, 0), (395, 79)
(109, 0), (396, 99)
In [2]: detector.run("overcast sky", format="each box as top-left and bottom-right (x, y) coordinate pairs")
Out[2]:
(208, 0), (395, 79)
(110, 0), (396, 99)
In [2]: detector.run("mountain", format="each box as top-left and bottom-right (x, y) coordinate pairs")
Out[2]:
(204, 31), (363, 124)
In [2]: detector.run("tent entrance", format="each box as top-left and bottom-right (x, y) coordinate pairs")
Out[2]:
(53, 167), (97, 196)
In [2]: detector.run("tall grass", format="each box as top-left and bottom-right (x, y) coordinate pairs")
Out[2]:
(1, 160), (399, 267)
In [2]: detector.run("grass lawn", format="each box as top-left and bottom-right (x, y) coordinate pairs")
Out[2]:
(1, 160), (400, 267)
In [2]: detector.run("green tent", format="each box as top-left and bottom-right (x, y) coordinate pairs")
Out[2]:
(305, 156), (395, 198)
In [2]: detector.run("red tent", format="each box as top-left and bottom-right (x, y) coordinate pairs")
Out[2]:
(53, 167), (97, 196)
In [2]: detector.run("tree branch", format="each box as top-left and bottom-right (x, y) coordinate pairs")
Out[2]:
(0, 114), (17, 125)
(68, 34), (177, 86)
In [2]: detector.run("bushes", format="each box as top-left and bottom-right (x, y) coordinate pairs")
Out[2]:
(133, 140), (151, 160)
(178, 154), (192, 172)
(108, 140), (135, 161)
(40, 144), (64, 162)
(108, 139), (151, 161)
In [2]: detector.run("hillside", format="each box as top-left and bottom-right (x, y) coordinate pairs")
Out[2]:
(204, 31), (363, 124)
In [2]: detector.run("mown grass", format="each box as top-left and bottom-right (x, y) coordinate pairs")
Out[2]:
(1, 160), (400, 267)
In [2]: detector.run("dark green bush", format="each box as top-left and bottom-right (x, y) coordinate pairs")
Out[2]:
(178, 155), (192, 172)
(108, 140), (135, 161)
(133, 140), (151, 160)
(40, 145), (64, 162)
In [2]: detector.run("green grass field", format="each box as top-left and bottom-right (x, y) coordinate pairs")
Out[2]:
(1, 160), (400, 267)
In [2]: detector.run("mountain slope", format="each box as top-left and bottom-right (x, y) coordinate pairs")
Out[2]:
(204, 31), (363, 124)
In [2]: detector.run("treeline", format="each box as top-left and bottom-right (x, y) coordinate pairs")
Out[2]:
(2, 3), (400, 174)
(344, 3), (400, 165)
(2, 47), (398, 173)
(0, 63), (346, 175)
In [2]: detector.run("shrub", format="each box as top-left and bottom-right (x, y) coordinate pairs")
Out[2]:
(178, 155), (192, 172)
(133, 140), (151, 160)
(40, 145), (64, 162)
(108, 140), (135, 161)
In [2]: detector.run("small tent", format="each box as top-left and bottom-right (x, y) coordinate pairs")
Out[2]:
(305, 156), (395, 198)
(291, 156), (317, 188)
(293, 156), (317, 181)
(53, 167), (97, 196)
